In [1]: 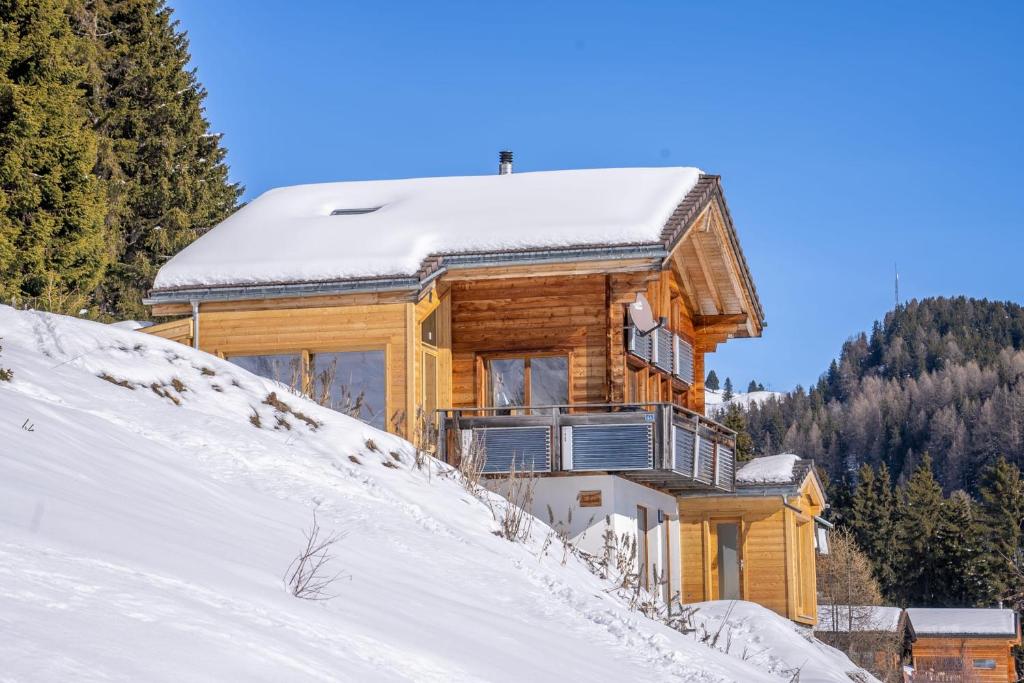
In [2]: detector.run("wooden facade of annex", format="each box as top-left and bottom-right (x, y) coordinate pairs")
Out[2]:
(911, 632), (1021, 683)
(677, 472), (826, 626)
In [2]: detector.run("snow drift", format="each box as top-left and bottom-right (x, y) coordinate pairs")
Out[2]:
(0, 306), (872, 682)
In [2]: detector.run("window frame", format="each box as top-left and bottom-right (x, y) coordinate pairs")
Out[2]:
(478, 350), (573, 410)
(223, 343), (390, 428)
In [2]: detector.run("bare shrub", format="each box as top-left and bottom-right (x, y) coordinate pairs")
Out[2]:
(816, 528), (901, 681)
(0, 339), (12, 382)
(309, 358), (370, 422)
(348, 455), (362, 465)
(249, 409), (262, 428)
(364, 438), (379, 453)
(98, 373), (135, 389)
(488, 461), (537, 543)
(451, 429), (487, 496)
(150, 382), (181, 405)
(284, 509), (347, 601)
(263, 392), (320, 430)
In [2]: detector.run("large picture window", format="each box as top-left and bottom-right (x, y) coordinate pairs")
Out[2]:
(487, 354), (568, 412)
(228, 350), (386, 430)
(310, 351), (386, 429)
(228, 353), (302, 390)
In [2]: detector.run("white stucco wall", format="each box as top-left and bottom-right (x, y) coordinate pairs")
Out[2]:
(494, 474), (680, 601)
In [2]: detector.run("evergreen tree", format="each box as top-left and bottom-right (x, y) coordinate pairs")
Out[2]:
(722, 377), (734, 401)
(705, 369), (720, 391)
(747, 379), (758, 393)
(896, 454), (945, 605)
(72, 0), (240, 319)
(848, 463), (899, 597)
(722, 403), (755, 463)
(933, 490), (986, 606)
(977, 457), (1024, 605)
(0, 0), (108, 312)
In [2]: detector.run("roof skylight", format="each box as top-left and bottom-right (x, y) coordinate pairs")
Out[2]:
(330, 207), (381, 216)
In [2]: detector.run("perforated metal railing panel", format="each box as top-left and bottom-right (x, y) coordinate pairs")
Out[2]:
(476, 426), (551, 473)
(697, 431), (716, 485)
(568, 424), (653, 471)
(717, 445), (735, 488)
(673, 425), (697, 476)
(628, 325), (653, 362)
(674, 336), (694, 385)
(654, 328), (674, 373)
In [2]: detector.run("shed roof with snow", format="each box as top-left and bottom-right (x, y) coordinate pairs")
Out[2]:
(905, 608), (1020, 638)
(817, 606), (910, 635)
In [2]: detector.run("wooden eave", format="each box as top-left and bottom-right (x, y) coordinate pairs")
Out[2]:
(662, 175), (765, 346)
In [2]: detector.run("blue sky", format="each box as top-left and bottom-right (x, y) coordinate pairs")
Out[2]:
(171, 0), (1023, 391)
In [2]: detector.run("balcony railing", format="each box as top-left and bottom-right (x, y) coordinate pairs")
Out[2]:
(436, 402), (736, 494)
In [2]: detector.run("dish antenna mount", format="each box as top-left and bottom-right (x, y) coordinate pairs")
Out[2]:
(628, 293), (664, 335)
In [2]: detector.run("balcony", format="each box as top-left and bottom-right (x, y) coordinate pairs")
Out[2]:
(436, 402), (736, 494)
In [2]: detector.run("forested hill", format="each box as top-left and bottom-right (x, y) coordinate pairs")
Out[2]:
(739, 296), (1024, 493)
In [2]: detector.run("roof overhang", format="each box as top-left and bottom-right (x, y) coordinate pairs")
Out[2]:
(145, 174), (765, 321)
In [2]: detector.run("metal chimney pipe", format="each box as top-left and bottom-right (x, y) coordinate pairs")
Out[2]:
(498, 150), (513, 175)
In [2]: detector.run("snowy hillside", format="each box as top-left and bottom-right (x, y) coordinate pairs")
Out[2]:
(0, 307), (871, 682)
(705, 388), (784, 414)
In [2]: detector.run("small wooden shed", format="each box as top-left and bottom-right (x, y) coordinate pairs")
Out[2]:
(677, 454), (828, 625)
(906, 608), (1021, 682)
(816, 605), (914, 682)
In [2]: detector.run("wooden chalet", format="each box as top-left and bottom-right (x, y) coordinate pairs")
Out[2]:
(143, 156), (780, 615)
(905, 608), (1021, 682)
(677, 454), (830, 625)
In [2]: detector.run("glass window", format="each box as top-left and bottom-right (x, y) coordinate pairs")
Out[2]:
(310, 350), (386, 429)
(228, 353), (302, 391)
(531, 356), (568, 406)
(421, 309), (437, 347)
(490, 358), (525, 408)
(422, 349), (438, 422)
(487, 355), (569, 412)
(972, 659), (996, 670)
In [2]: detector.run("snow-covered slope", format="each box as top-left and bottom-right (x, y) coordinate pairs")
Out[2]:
(0, 307), (871, 682)
(705, 388), (784, 414)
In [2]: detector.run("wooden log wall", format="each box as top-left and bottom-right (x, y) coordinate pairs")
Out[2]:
(450, 274), (610, 407)
(164, 303), (414, 438)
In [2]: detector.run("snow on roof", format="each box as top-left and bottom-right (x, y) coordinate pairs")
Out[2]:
(735, 453), (803, 485)
(817, 606), (904, 633)
(152, 167), (703, 290)
(906, 608), (1018, 637)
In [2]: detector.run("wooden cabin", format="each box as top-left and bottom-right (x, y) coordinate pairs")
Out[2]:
(143, 158), (769, 609)
(676, 454), (829, 625)
(905, 608), (1021, 682)
(816, 605), (915, 682)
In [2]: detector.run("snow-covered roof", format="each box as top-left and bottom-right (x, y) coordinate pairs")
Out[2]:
(906, 608), (1018, 637)
(736, 454), (804, 485)
(152, 167), (703, 291)
(817, 606), (905, 633)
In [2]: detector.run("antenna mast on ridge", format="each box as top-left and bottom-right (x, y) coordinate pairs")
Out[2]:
(894, 263), (900, 309)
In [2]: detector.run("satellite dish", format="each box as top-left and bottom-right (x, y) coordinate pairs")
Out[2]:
(628, 293), (661, 335)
